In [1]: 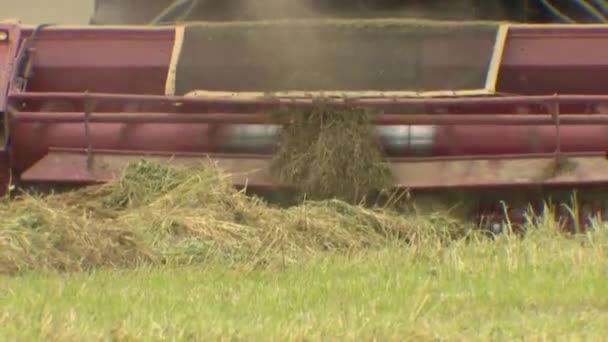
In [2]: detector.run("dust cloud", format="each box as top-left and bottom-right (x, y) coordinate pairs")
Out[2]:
(234, 0), (506, 21)
(212, 0), (506, 92)
(0, 0), (508, 26)
(237, 0), (318, 19)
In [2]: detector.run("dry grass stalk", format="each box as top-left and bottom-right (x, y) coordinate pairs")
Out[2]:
(0, 160), (470, 275)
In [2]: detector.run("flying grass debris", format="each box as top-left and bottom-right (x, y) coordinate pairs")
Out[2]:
(270, 101), (394, 203)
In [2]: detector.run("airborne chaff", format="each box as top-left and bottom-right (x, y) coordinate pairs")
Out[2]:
(270, 100), (394, 204)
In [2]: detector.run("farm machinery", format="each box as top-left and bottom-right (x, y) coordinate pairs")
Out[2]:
(3, 0), (608, 232)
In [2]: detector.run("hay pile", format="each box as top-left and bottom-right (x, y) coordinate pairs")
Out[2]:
(0, 160), (468, 275)
(270, 101), (393, 203)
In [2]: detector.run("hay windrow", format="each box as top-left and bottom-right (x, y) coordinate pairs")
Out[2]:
(0, 192), (156, 275)
(0, 160), (470, 275)
(269, 100), (393, 203)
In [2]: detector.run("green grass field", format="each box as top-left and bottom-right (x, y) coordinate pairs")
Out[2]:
(2, 227), (607, 341)
(1, 162), (607, 340)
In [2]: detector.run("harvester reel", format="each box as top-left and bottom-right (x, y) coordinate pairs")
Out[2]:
(4, 0), (608, 236)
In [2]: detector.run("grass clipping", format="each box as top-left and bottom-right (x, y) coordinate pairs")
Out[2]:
(0, 160), (467, 275)
(270, 101), (393, 203)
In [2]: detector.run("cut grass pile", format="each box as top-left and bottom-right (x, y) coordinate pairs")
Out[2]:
(0, 160), (466, 275)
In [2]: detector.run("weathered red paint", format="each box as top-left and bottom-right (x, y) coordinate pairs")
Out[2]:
(6, 23), (608, 197)
(0, 23), (21, 112)
(15, 26), (175, 95)
(497, 25), (608, 95)
(11, 120), (608, 181)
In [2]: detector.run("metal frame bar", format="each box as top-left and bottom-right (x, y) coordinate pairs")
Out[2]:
(11, 111), (608, 125)
(10, 92), (608, 111)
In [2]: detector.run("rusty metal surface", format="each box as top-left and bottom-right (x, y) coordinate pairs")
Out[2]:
(20, 149), (608, 190)
(0, 23), (21, 112)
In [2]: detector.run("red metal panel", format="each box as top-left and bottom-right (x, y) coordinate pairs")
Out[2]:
(432, 125), (608, 155)
(5, 23), (608, 98)
(15, 26), (176, 95)
(0, 24), (605, 98)
(10, 122), (220, 173)
(20, 149), (274, 187)
(10, 120), (608, 178)
(390, 153), (608, 189)
(20, 149), (608, 190)
(8, 23), (608, 193)
(497, 25), (608, 95)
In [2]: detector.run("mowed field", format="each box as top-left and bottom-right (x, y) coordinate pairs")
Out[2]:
(2, 4), (607, 341)
(0, 156), (606, 341)
(1, 218), (607, 340)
